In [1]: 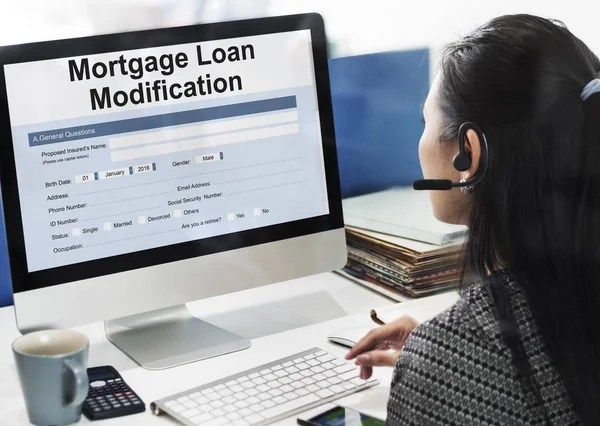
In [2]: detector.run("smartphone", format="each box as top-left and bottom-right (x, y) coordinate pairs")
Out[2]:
(297, 405), (385, 426)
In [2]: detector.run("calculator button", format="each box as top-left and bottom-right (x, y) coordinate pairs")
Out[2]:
(123, 402), (131, 407)
(115, 378), (122, 382)
(133, 401), (142, 405)
(114, 403), (122, 408)
(93, 408), (101, 412)
(90, 381), (106, 388)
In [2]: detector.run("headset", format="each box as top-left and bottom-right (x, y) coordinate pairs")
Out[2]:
(413, 121), (489, 191)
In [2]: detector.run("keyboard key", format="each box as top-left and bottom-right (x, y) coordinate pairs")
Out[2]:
(260, 369), (271, 375)
(225, 380), (237, 387)
(223, 404), (237, 413)
(273, 395), (287, 404)
(212, 408), (225, 417)
(306, 384), (320, 393)
(340, 370), (360, 381)
(279, 377), (292, 385)
(316, 351), (327, 356)
(268, 388), (283, 397)
(214, 384), (226, 391)
(290, 373), (304, 381)
(285, 366), (299, 374)
(233, 392), (249, 400)
(335, 364), (355, 374)
(199, 404), (212, 412)
(304, 354), (315, 360)
(257, 384), (270, 392)
(222, 396), (236, 404)
(267, 381), (281, 389)
(293, 358), (305, 364)
(250, 404), (263, 413)
(233, 420), (249, 426)
(242, 381), (255, 389)
(332, 358), (346, 366)
(322, 362), (336, 370)
(247, 396), (260, 405)
(182, 408), (201, 419)
(252, 377), (266, 385)
(203, 417), (229, 426)
(327, 377), (342, 385)
(262, 399), (276, 408)
(246, 388), (259, 396)
(165, 400), (177, 407)
(230, 384), (244, 393)
(300, 370), (313, 378)
(331, 385), (346, 394)
(218, 389), (233, 397)
(306, 359), (319, 367)
(271, 365), (283, 371)
(227, 412), (241, 420)
(184, 401), (198, 409)
(282, 361), (293, 367)
(284, 392), (299, 401)
(191, 413), (213, 425)
(310, 366), (325, 374)
(247, 414), (264, 425)
(296, 388), (309, 396)
(238, 376), (249, 383)
(202, 388), (215, 395)
(316, 389), (334, 398)
(258, 393), (271, 401)
(207, 393), (221, 401)
(318, 354), (335, 363)
(264, 374), (277, 381)
(239, 408), (253, 417)
(261, 394), (320, 419)
(171, 404), (185, 413)
(210, 400), (224, 408)
(234, 400), (249, 409)
(351, 378), (368, 386)
(249, 373), (260, 379)
(291, 381), (305, 389)
(275, 370), (288, 378)
(318, 381), (331, 389)
(296, 362), (310, 370)
(313, 373), (326, 382)
(280, 384), (294, 393)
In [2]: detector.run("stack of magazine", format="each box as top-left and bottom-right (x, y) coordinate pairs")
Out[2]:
(339, 188), (468, 300)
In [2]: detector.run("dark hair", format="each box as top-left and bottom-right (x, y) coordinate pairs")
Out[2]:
(439, 14), (600, 424)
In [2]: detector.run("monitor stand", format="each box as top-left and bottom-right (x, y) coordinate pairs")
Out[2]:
(104, 305), (251, 370)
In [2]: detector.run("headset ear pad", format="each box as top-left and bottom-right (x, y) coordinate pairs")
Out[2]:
(453, 152), (471, 172)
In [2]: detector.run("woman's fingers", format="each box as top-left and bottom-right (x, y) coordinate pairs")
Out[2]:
(356, 350), (400, 368)
(346, 316), (419, 361)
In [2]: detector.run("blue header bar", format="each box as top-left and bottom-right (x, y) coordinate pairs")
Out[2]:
(28, 96), (297, 147)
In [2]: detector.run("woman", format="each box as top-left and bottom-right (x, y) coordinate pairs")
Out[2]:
(347, 14), (600, 425)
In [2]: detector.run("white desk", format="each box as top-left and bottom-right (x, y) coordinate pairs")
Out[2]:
(0, 273), (450, 426)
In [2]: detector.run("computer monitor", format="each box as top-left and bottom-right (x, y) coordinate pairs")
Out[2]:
(0, 14), (345, 370)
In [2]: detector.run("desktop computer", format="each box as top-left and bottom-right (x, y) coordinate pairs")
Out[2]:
(0, 14), (346, 371)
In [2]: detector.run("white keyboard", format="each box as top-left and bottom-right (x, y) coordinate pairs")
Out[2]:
(150, 347), (379, 426)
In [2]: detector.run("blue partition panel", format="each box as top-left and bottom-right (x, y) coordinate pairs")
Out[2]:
(0, 190), (12, 307)
(329, 48), (430, 198)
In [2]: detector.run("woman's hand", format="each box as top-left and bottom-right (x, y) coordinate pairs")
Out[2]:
(345, 316), (419, 380)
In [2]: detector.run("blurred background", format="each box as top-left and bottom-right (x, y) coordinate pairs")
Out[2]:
(0, 0), (597, 305)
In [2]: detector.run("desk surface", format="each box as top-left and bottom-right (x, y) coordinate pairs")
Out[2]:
(0, 273), (451, 426)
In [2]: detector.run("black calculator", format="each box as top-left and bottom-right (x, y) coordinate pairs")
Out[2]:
(83, 365), (145, 421)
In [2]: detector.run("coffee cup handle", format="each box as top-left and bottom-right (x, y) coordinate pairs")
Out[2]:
(64, 358), (89, 407)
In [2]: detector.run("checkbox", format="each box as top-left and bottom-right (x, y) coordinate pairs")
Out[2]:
(227, 213), (235, 221)
(174, 209), (182, 218)
(103, 222), (112, 231)
(138, 216), (146, 225)
(253, 208), (262, 217)
(72, 228), (81, 237)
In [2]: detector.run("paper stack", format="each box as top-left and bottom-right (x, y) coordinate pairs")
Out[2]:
(339, 188), (468, 300)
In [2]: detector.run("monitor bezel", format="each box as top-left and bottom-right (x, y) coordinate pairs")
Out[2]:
(0, 13), (343, 294)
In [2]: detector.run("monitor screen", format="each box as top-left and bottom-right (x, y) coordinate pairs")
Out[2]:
(1, 26), (334, 277)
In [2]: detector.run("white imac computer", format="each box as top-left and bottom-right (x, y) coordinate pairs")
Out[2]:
(0, 14), (346, 370)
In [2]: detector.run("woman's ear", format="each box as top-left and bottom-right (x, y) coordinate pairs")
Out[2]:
(462, 128), (482, 180)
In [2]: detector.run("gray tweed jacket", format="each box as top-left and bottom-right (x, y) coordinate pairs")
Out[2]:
(386, 273), (580, 425)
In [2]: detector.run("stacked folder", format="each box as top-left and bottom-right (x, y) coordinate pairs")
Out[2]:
(340, 188), (468, 300)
